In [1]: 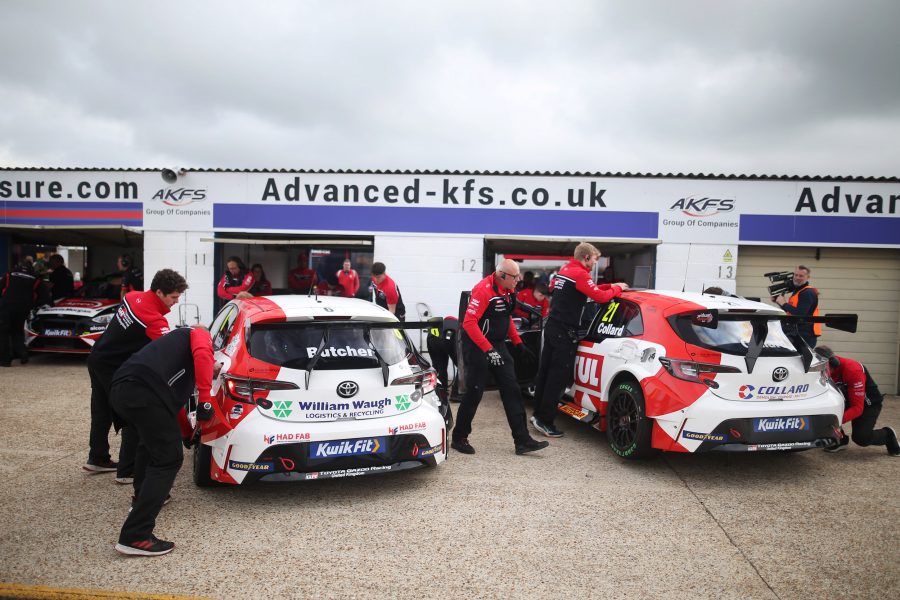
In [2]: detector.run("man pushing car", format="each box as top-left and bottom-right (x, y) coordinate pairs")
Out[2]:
(112, 325), (219, 556)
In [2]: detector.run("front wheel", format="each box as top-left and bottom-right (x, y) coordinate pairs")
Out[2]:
(606, 381), (657, 460)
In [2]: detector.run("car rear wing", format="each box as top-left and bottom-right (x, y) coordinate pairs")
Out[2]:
(250, 320), (436, 388)
(688, 310), (858, 373)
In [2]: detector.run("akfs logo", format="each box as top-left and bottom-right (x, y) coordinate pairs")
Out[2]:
(152, 188), (207, 206)
(670, 196), (735, 217)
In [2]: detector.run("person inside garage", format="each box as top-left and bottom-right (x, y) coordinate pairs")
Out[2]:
(772, 265), (820, 348)
(335, 258), (360, 298)
(248, 263), (272, 296)
(118, 254), (144, 298)
(85, 269), (188, 481)
(216, 256), (255, 301)
(817, 346), (900, 456)
(369, 262), (406, 321)
(513, 282), (549, 328)
(451, 258), (549, 456)
(47, 254), (74, 302)
(531, 243), (628, 438)
(111, 325), (217, 556)
(287, 252), (318, 294)
(0, 261), (48, 366)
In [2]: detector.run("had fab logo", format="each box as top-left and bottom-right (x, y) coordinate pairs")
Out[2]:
(670, 196), (735, 217)
(739, 385), (755, 399)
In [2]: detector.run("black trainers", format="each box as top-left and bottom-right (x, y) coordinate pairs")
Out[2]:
(450, 438), (475, 454)
(83, 458), (118, 472)
(824, 434), (849, 453)
(115, 535), (175, 556)
(885, 427), (900, 457)
(515, 437), (550, 455)
(530, 416), (564, 438)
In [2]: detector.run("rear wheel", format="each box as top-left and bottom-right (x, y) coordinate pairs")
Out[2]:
(606, 381), (657, 459)
(192, 441), (217, 487)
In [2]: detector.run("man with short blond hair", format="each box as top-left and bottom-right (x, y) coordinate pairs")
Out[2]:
(532, 244), (628, 438)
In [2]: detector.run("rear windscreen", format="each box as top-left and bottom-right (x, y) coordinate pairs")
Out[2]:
(673, 317), (797, 356)
(248, 323), (411, 370)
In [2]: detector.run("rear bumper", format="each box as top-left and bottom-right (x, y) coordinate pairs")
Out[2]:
(688, 414), (841, 452)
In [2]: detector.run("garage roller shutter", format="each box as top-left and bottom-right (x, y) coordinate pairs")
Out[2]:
(736, 246), (900, 395)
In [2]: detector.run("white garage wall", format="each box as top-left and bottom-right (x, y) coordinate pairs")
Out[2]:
(373, 233), (485, 329)
(144, 230), (215, 328)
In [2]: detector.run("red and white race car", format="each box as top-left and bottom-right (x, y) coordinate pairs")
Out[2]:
(24, 280), (120, 354)
(190, 295), (450, 485)
(557, 290), (856, 458)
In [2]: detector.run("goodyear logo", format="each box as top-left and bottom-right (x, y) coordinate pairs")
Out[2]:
(681, 430), (728, 443)
(228, 460), (274, 472)
(753, 417), (809, 432)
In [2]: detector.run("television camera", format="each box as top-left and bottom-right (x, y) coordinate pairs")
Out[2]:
(764, 271), (795, 297)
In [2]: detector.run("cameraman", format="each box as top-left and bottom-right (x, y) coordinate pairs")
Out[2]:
(773, 265), (820, 348)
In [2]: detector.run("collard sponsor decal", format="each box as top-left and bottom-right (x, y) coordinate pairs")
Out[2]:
(310, 437), (385, 458)
(740, 384), (809, 400)
(753, 416), (809, 433)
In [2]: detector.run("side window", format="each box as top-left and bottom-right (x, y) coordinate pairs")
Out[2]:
(584, 299), (643, 342)
(210, 304), (238, 351)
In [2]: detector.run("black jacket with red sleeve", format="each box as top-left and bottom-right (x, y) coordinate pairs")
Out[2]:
(88, 290), (172, 370)
(462, 274), (522, 352)
(548, 260), (622, 327)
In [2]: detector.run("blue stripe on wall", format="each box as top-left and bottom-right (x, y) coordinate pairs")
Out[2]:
(740, 214), (900, 245)
(214, 204), (659, 239)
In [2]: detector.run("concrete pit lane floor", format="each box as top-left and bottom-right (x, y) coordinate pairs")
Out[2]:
(0, 355), (898, 600)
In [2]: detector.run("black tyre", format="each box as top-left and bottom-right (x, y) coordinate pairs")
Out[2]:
(606, 380), (657, 460)
(192, 441), (218, 487)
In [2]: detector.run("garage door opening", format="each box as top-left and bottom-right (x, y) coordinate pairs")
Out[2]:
(484, 236), (659, 288)
(207, 232), (375, 308)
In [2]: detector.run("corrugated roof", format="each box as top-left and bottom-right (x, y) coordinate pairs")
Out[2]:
(0, 167), (897, 182)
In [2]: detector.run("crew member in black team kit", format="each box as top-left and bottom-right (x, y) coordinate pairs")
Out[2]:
(532, 243), (628, 438)
(112, 325), (217, 556)
(451, 258), (549, 456)
(84, 269), (188, 482)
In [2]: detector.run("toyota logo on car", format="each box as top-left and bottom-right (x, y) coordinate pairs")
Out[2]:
(337, 381), (359, 398)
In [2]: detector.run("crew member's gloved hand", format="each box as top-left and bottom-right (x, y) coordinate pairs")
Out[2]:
(485, 349), (504, 367)
(515, 343), (536, 363)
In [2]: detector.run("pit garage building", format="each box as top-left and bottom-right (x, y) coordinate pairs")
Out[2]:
(2, 169), (898, 393)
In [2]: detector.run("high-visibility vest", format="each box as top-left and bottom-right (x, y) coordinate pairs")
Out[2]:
(789, 286), (821, 335)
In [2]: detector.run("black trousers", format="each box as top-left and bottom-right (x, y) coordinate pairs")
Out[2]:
(453, 340), (529, 444)
(850, 401), (888, 447)
(533, 318), (578, 426)
(0, 305), (29, 364)
(87, 359), (137, 476)
(111, 379), (183, 543)
(426, 334), (457, 393)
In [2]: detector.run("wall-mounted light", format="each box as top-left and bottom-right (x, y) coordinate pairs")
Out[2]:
(161, 168), (187, 183)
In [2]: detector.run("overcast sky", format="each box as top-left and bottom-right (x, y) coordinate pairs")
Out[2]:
(1, 0), (898, 177)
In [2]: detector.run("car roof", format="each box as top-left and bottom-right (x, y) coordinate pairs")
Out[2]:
(622, 289), (784, 315)
(236, 295), (399, 324)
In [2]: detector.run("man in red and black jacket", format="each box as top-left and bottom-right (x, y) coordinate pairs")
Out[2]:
(0, 262), (49, 366)
(216, 256), (255, 301)
(818, 346), (899, 456)
(84, 269), (188, 481)
(369, 262), (406, 320)
(287, 252), (317, 295)
(532, 243), (628, 438)
(452, 259), (549, 456)
(513, 282), (549, 327)
(111, 325), (217, 556)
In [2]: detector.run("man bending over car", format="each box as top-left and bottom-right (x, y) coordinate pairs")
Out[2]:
(85, 269), (187, 482)
(111, 325), (217, 556)
(818, 346), (899, 456)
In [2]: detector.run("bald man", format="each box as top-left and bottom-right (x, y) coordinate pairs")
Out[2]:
(451, 259), (549, 456)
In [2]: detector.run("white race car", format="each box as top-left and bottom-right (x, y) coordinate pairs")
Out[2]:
(555, 290), (856, 458)
(190, 295), (450, 485)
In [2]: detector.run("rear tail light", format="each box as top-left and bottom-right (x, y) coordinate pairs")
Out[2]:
(223, 375), (299, 408)
(659, 357), (741, 387)
(390, 368), (438, 395)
